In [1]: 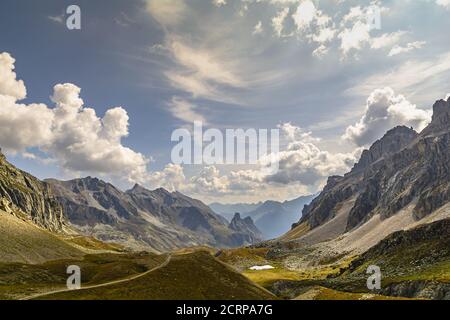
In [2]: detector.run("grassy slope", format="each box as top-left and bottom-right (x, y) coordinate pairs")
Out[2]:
(0, 252), (166, 300)
(278, 222), (309, 242)
(65, 236), (125, 252)
(216, 247), (271, 271)
(36, 251), (276, 300)
(0, 211), (85, 264)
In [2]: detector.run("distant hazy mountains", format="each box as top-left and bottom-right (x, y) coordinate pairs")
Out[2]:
(210, 195), (315, 239)
(46, 178), (263, 252)
(209, 202), (262, 220)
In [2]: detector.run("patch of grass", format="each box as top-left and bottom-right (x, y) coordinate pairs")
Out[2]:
(278, 222), (309, 241)
(220, 246), (356, 290)
(243, 267), (302, 287)
(242, 260), (350, 288)
(65, 236), (125, 252)
(216, 247), (270, 271)
(173, 246), (216, 255)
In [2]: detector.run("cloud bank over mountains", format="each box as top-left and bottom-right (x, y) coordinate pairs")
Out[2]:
(1, 0), (449, 203)
(0, 49), (435, 203)
(0, 51), (359, 201)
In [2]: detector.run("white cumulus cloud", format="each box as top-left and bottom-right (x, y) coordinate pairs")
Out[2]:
(0, 53), (26, 100)
(344, 87), (432, 147)
(0, 52), (149, 183)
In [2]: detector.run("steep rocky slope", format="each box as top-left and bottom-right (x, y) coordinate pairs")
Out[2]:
(47, 178), (263, 252)
(289, 97), (450, 242)
(0, 149), (65, 232)
(0, 151), (118, 264)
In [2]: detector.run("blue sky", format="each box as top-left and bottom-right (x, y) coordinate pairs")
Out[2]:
(0, 0), (449, 203)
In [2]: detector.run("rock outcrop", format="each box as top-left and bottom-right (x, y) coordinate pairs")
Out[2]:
(229, 213), (263, 244)
(381, 281), (450, 300)
(0, 149), (64, 232)
(352, 126), (418, 172)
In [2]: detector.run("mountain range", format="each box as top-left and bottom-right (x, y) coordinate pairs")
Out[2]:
(284, 98), (450, 253)
(0, 150), (263, 258)
(45, 178), (263, 252)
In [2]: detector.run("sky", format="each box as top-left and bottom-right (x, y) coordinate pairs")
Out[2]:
(0, 0), (449, 204)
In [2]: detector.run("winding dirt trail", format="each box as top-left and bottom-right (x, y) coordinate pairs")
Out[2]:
(21, 254), (172, 300)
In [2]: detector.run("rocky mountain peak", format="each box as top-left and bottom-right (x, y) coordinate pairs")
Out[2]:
(229, 212), (263, 243)
(230, 212), (257, 225)
(384, 125), (418, 139)
(352, 125), (418, 172)
(432, 98), (450, 120)
(420, 98), (450, 137)
(229, 212), (256, 231)
(77, 176), (103, 188)
(232, 212), (242, 220)
(154, 187), (172, 195)
(128, 183), (147, 194)
(429, 98), (450, 130)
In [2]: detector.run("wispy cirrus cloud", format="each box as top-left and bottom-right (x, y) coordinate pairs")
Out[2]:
(145, 0), (188, 27)
(388, 41), (426, 57)
(346, 52), (450, 104)
(168, 97), (207, 124)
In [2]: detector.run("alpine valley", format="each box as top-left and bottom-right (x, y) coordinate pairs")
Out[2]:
(1, 97), (450, 300)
